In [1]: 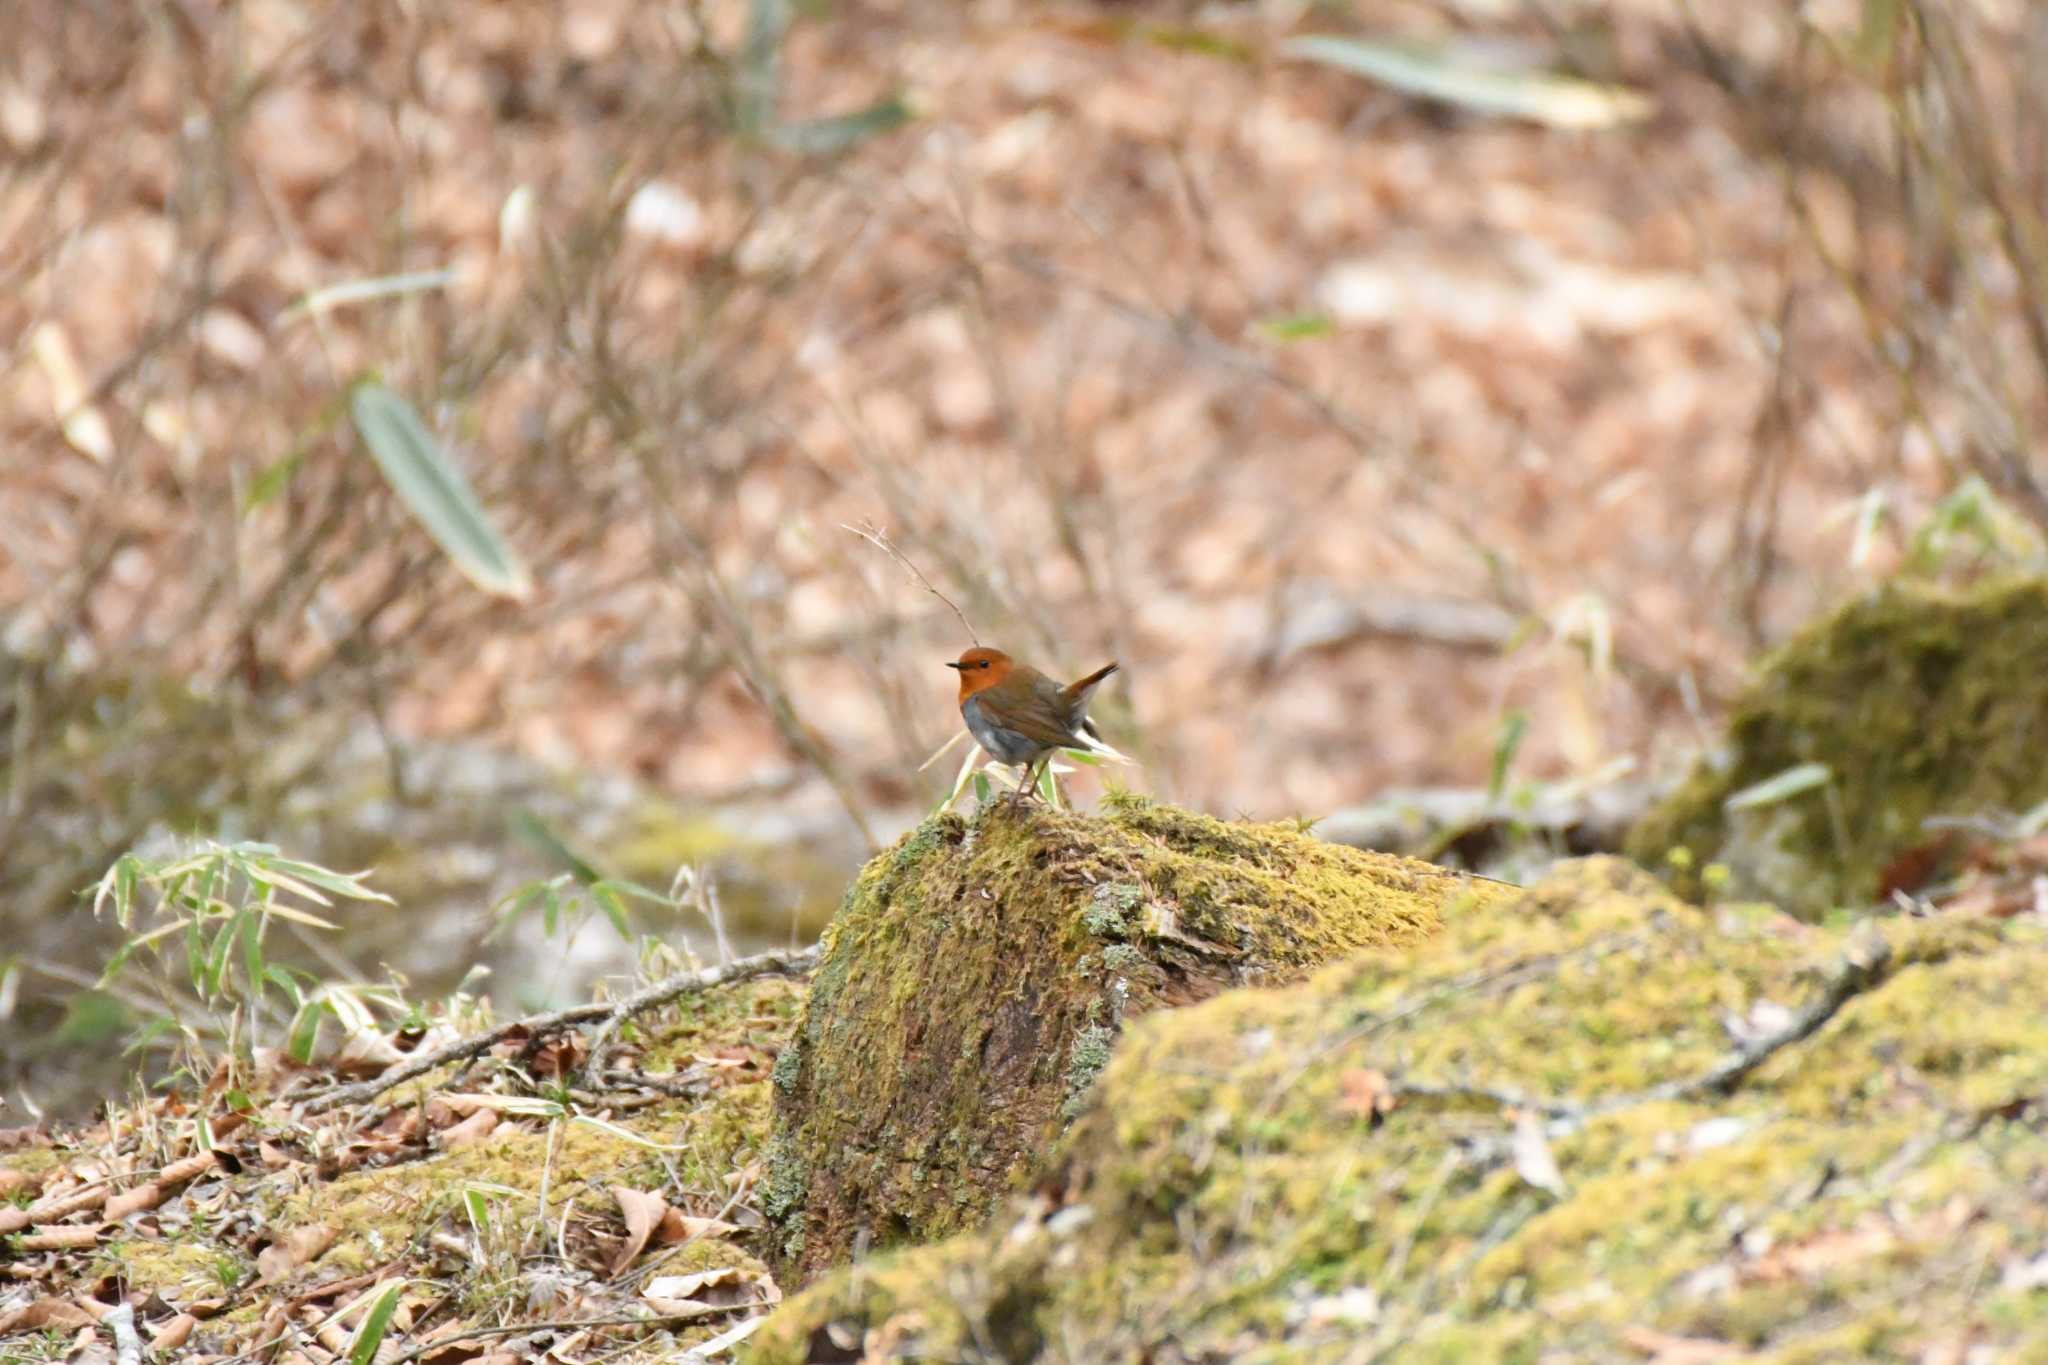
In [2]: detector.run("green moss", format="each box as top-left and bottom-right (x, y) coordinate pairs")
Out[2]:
(768, 798), (1494, 1282)
(1627, 577), (2048, 915)
(749, 858), (2048, 1362)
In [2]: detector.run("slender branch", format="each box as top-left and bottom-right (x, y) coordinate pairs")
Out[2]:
(1392, 925), (1895, 1126)
(843, 521), (979, 644)
(1627, 926), (1892, 1107)
(297, 945), (819, 1115)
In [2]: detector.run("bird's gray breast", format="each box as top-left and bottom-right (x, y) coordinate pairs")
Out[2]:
(962, 694), (1044, 765)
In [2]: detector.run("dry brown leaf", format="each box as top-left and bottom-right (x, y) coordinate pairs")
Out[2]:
(29, 322), (113, 462)
(0, 1296), (98, 1333)
(17, 1227), (101, 1251)
(441, 1108), (500, 1151)
(611, 1185), (669, 1274)
(28, 1186), (105, 1222)
(644, 1265), (751, 1313)
(1620, 1325), (1748, 1361)
(103, 1182), (161, 1221)
(149, 1312), (199, 1351)
(656, 1209), (740, 1244)
(1743, 1217), (1895, 1283)
(159, 1151), (219, 1186)
(0, 1168), (37, 1197)
(1336, 1068), (1396, 1121)
(256, 1223), (337, 1284)
(528, 1034), (587, 1079)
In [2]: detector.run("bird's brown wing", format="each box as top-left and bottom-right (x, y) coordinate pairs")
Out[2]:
(987, 663), (1117, 749)
(974, 669), (1087, 749)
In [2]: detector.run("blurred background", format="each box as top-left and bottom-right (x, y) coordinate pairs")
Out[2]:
(5, 0), (2046, 1116)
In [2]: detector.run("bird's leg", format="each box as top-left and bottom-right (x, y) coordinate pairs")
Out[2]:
(1011, 757), (1041, 810)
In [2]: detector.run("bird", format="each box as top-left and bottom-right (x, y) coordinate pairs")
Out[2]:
(948, 647), (1120, 807)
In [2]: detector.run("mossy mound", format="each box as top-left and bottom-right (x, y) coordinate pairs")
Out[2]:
(748, 858), (2048, 1362)
(763, 794), (1495, 1283)
(1626, 577), (2048, 915)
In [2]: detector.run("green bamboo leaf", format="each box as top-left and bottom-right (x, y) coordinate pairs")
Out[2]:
(349, 382), (533, 600)
(347, 1280), (405, 1365)
(1284, 35), (1653, 129)
(510, 810), (602, 886)
(772, 95), (916, 155)
(1855, 0), (1902, 67)
(283, 268), (456, 323)
(463, 1185), (492, 1239)
(240, 909), (264, 1001)
(1725, 762), (1832, 812)
(1489, 709), (1529, 803)
(202, 911), (240, 1001)
(1252, 312), (1334, 341)
(263, 857), (394, 904)
(592, 882), (633, 939)
(972, 771), (992, 805)
(738, 0), (790, 135)
(286, 1001), (324, 1065)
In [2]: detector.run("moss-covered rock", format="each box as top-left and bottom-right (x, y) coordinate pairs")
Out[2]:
(1627, 577), (2048, 915)
(765, 794), (1495, 1283)
(747, 858), (2048, 1362)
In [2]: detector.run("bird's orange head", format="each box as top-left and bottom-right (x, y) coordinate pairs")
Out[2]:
(947, 647), (1016, 703)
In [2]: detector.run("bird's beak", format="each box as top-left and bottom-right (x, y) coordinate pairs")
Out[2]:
(945, 662), (964, 670)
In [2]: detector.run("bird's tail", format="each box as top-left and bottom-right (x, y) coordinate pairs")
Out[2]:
(1065, 662), (1119, 704)
(1063, 663), (1127, 762)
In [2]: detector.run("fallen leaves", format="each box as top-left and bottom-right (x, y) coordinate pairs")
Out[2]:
(611, 1185), (667, 1273)
(1510, 1109), (1567, 1197)
(256, 1223), (338, 1286)
(643, 1263), (779, 1315)
(1336, 1067), (1397, 1122)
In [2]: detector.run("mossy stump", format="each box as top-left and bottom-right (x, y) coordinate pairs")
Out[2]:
(763, 794), (1491, 1283)
(1627, 576), (2048, 916)
(748, 859), (2048, 1362)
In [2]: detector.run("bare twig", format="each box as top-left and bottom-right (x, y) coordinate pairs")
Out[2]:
(1391, 925), (1895, 1126)
(1626, 924), (1892, 1107)
(297, 945), (819, 1115)
(843, 521), (979, 645)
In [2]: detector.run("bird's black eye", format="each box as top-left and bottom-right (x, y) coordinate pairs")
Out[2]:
(979, 660), (990, 669)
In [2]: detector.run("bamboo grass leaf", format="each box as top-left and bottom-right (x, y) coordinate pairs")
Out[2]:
(349, 382), (533, 600)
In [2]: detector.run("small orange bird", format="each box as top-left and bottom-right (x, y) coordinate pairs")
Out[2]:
(948, 647), (1119, 805)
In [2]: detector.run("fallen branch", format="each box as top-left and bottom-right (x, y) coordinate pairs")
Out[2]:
(1623, 922), (1892, 1108)
(298, 945), (819, 1116)
(1392, 923), (1895, 1126)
